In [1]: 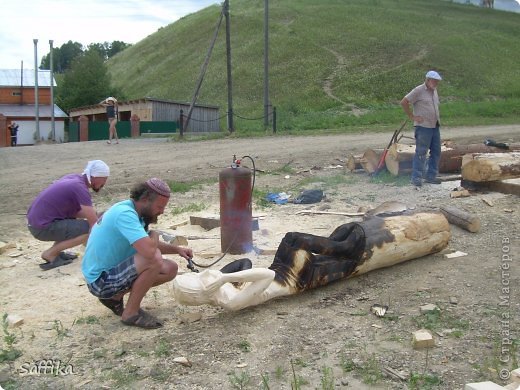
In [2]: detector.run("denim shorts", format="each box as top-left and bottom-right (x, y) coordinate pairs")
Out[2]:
(87, 256), (138, 299)
(28, 219), (89, 242)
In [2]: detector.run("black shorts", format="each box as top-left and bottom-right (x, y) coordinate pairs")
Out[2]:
(28, 219), (89, 242)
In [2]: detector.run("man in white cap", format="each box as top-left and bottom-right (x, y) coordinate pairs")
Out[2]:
(400, 70), (443, 187)
(82, 178), (193, 329)
(27, 160), (110, 270)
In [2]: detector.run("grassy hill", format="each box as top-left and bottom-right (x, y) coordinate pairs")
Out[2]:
(108, 0), (520, 133)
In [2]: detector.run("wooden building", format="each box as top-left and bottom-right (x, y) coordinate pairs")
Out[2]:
(69, 97), (221, 134)
(0, 69), (68, 146)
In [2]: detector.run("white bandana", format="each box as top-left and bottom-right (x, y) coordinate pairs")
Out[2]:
(83, 160), (110, 184)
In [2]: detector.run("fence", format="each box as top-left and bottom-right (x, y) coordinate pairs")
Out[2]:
(69, 120), (178, 142)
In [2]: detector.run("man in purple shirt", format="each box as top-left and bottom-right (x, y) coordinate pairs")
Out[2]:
(27, 160), (110, 270)
(400, 70), (443, 187)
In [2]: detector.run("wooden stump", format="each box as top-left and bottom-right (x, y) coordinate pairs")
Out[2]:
(461, 152), (520, 182)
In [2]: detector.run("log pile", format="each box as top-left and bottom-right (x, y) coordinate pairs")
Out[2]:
(346, 139), (520, 195)
(347, 142), (520, 177)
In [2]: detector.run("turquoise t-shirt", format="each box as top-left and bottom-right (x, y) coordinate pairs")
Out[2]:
(82, 199), (148, 284)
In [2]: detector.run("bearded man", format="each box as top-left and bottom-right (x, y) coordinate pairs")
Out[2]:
(27, 160), (110, 270)
(81, 178), (192, 329)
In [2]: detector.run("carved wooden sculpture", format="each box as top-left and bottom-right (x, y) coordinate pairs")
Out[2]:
(172, 212), (450, 311)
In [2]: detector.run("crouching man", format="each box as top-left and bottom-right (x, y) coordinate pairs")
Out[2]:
(82, 178), (193, 329)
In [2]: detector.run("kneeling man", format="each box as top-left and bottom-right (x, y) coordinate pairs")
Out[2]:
(82, 178), (193, 329)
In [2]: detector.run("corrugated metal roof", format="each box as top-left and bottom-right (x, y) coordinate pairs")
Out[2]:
(0, 104), (68, 118)
(0, 69), (56, 87)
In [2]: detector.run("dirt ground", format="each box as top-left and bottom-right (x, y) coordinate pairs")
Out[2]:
(0, 124), (518, 390)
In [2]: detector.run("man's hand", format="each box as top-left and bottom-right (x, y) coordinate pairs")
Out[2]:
(176, 247), (193, 260)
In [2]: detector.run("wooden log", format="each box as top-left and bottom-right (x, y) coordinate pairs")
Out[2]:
(385, 143), (415, 176)
(360, 149), (381, 174)
(346, 154), (363, 171)
(461, 152), (520, 182)
(440, 143), (520, 173)
(439, 205), (481, 233)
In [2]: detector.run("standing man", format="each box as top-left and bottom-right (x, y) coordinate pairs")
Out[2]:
(27, 160), (110, 270)
(101, 97), (119, 144)
(82, 178), (193, 329)
(400, 70), (443, 187)
(8, 121), (19, 146)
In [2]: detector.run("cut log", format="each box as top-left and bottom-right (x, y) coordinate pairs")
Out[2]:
(346, 154), (364, 171)
(439, 205), (481, 233)
(385, 143), (415, 176)
(360, 149), (381, 174)
(461, 152), (520, 182)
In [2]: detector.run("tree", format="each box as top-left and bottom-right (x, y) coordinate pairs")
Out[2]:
(56, 50), (117, 113)
(40, 40), (131, 72)
(40, 41), (83, 73)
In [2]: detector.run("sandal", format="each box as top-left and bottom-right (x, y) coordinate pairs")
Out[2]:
(121, 309), (163, 329)
(98, 298), (124, 316)
(59, 251), (78, 261)
(39, 255), (73, 271)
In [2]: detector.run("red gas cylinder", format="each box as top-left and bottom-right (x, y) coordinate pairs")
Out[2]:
(219, 158), (253, 254)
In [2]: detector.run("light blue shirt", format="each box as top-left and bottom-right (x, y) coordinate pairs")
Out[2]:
(82, 199), (148, 284)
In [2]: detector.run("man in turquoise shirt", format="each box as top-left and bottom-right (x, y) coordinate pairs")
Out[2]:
(82, 178), (193, 329)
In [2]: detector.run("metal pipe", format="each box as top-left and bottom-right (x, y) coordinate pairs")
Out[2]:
(20, 61), (24, 105)
(224, 0), (234, 133)
(49, 40), (55, 141)
(33, 39), (40, 142)
(263, 0), (270, 129)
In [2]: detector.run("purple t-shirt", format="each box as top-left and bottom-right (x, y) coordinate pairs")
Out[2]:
(27, 174), (93, 228)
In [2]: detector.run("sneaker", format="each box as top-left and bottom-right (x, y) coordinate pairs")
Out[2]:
(425, 177), (441, 184)
(411, 179), (422, 187)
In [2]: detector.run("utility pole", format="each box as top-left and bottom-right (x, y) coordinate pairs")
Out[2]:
(263, 0), (270, 130)
(49, 40), (55, 141)
(224, 0), (234, 133)
(33, 39), (40, 142)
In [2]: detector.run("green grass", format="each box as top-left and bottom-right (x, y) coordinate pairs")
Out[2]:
(409, 372), (442, 389)
(170, 202), (207, 216)
(108, 0), (520, 133)
(167, 179), (216, 193)
(412, 308), (470, 336)
(75, 315), (100, 325)
(370, 170), (411, 186)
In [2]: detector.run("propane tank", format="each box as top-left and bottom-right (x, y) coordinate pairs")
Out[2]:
(219, 155), (253, 254)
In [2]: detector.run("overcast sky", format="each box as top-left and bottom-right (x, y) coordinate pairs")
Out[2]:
(0, 0), (218, 69)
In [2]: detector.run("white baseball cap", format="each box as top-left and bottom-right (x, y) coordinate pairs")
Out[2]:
(425, 70), (442, 80)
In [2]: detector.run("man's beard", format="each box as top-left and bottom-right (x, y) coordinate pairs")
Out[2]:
(142, 209), (158, 232)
